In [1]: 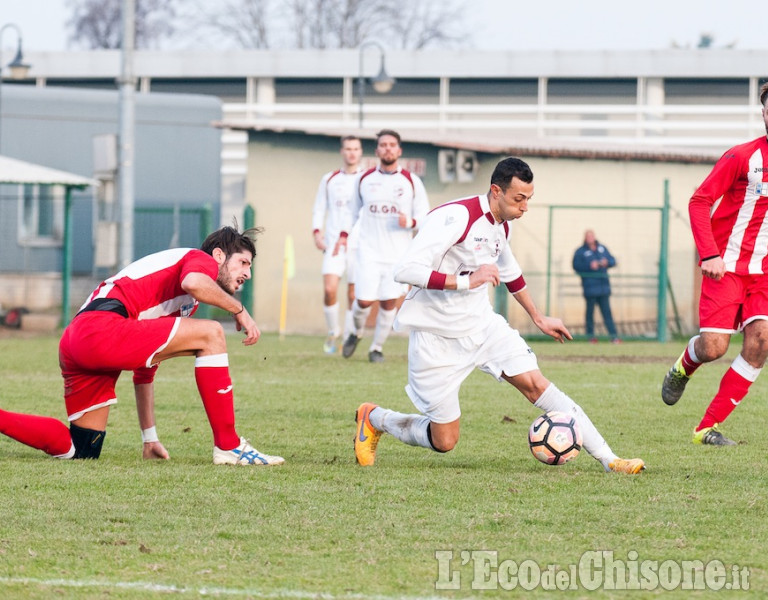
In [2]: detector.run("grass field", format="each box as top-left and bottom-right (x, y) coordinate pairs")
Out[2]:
(0, 330), (765, 598)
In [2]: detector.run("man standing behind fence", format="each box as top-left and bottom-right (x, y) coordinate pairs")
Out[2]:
(572, 229), (620, 343)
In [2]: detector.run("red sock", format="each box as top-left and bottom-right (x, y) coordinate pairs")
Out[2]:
(681, 346), (702, 377)
(194, 354), (239, 450)
(0, 409), (73, 457)
(696, 365), (754, 431)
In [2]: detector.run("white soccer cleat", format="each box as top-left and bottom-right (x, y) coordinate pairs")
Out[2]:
(323, 334), (339, 355)
(213, 436), (285, 466)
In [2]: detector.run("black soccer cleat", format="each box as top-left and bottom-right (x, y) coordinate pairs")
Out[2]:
(662, 361), (689, 406)
(342, 334), (360, 358)
(692, 425), (736, 446)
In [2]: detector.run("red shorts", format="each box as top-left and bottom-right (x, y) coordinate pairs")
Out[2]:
(699, 272), (768, 333)
(59, 312), (179, 420)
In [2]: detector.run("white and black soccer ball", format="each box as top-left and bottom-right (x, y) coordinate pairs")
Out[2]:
(528, 411), (582, 466)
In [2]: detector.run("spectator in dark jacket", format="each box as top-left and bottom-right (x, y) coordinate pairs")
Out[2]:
(572, 229), (620, 343)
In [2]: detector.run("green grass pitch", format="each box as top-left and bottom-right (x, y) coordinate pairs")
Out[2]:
(0, 331), (764, 598)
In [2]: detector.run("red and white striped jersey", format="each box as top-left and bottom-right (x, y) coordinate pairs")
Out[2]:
(83, 248), (218, 319)
(394, 194), (525, 337)
(689, 136), (768, 274)
(350, 166), (430, 265)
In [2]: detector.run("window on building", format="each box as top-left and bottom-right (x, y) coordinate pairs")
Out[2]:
(19, 183), (64, 246)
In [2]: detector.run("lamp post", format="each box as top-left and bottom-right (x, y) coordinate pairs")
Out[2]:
(357, 41), (395, 129)
(117, 0), (136, 268)
(0, 23), (31, 154)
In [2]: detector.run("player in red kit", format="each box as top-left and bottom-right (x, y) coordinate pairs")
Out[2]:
(0, 225), (284, 465)
(661, 81), (768, 446)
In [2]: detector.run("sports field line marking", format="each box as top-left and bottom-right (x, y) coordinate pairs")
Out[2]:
(0, 576), (449, 600)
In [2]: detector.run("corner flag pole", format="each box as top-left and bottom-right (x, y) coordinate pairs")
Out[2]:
(279, 235), (295, 340)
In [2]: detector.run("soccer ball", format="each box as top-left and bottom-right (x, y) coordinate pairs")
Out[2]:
(528, 411), (582, 466)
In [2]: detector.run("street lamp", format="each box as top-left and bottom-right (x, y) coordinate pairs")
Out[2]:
(0, 23), (31, 154)
(358, 41), (395, 129)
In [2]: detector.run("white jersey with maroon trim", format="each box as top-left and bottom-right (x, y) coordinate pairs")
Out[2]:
(351, 166), (429, 265)
(689, 136), (768, 275)
(312, 168), (362, 249)
(83, 248), (219, 320)
(394, 194), (525, 337)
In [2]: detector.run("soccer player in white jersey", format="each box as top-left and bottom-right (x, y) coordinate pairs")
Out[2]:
(312, 135), (363, 354)
(353, 157), (645, 474)
(661, 81), (768, 445)
(0, 226), (284, 466)
(339, 129), (430, 363)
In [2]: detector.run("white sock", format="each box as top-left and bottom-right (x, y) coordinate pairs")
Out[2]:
(323, 303), (340, 337)
(370, 307), (397, 352)
(343, 309), (355, 339)
(687, 335), (700, 363)
(351, 300), (372, 335)
(534, 383), (617, 471)
(369, 407), (433, 449)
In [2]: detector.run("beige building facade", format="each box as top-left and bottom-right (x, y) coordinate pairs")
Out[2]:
(240, 128), (715, 338)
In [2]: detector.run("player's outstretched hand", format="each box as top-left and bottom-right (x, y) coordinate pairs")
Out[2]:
(142, 440), (170, 460)
(535, 315), (573, 344)
(234, 308), (261, 345)
(469, 264), (500, 288)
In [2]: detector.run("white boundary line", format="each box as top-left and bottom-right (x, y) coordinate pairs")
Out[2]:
(0, 576), (449, 600)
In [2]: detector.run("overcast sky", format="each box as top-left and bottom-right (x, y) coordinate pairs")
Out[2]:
(1, 0), (764, 53)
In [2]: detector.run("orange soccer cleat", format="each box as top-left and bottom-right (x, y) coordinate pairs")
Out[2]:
(354, 403), (382, 466)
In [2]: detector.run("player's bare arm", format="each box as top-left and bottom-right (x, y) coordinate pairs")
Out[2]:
(181, 272), (261, 345)
(512, 287), (572, 343)
(701, 255), (726, 280)
(135, 382), (170, 460)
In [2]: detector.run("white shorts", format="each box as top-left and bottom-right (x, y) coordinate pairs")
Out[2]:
(321, 245), (355, 281)
(405, 313), (539, 424)
(354, 260), (408, 301)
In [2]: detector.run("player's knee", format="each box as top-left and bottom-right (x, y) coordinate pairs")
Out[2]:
(701, 341), (729, 361)
(432, 438), (457, 452)
(742, 331), (768, 365)
(323, 285), (337, 301)
(201, 320), (227, 351)
(428, 424), (458, 452)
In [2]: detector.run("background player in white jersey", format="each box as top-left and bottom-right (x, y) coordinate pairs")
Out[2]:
(312, 135), (363, 354)
(0, 225), (283, 466)
(353, 157), (645, 474)
(661, 81), (768, 446)
(339, 129), (430, 363)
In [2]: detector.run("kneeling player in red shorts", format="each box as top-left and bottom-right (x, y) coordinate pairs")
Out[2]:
(0, 225), (283, 466)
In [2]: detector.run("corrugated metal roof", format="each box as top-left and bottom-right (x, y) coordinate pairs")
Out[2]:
(220, 122), (723, 164)
(0, 155), (98, 187)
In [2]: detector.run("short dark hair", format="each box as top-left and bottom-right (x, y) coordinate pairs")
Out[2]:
(200, 224), (262, 259)
(760, 82), (768, 107)
(490, 157), (534, 191)
(375, 129), (401, 145)
(341, 135), (361, 146)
